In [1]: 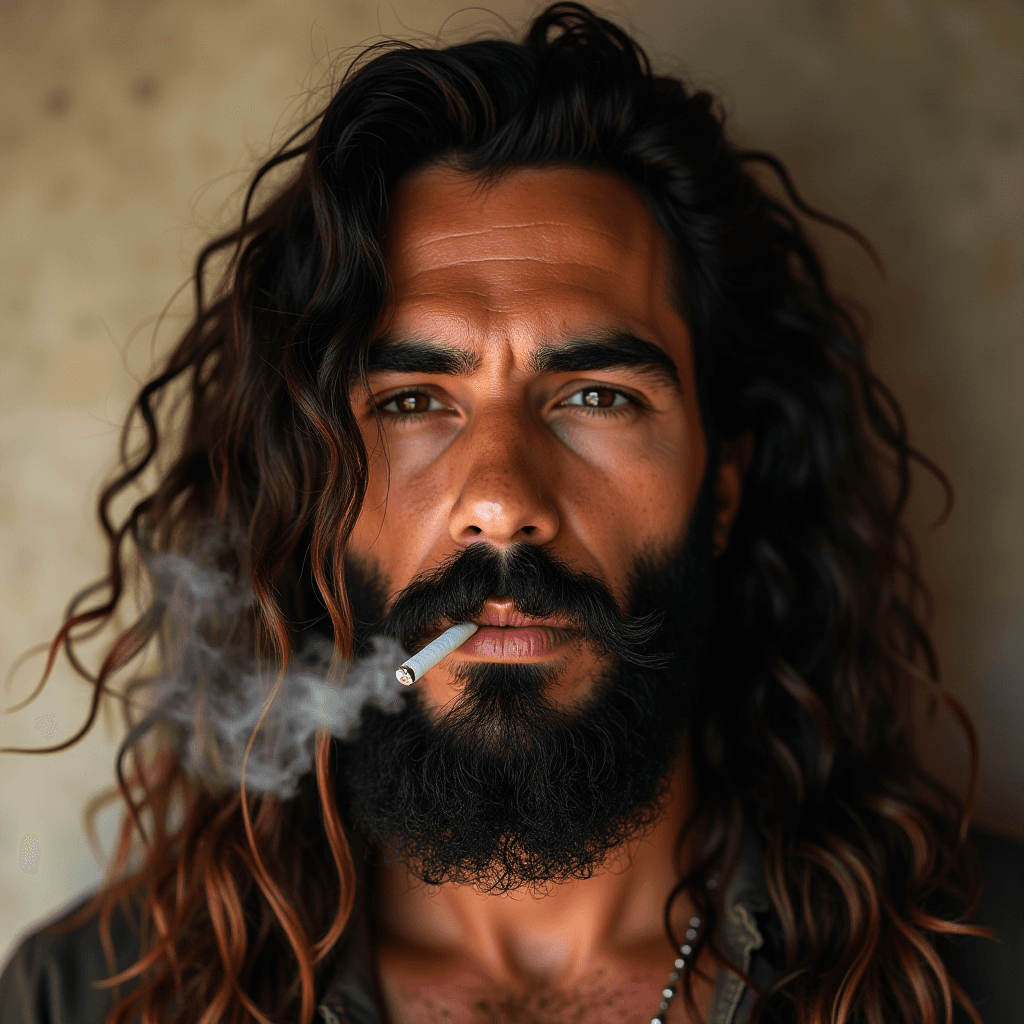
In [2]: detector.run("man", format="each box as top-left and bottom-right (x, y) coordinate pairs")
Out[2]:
(1, 4), (1020, 1023)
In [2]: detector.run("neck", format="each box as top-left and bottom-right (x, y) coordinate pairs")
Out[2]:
(374, 750), (697, 988)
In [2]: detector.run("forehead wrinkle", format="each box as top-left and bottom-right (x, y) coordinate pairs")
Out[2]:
(399, 255), (634, 288)
(398, 286), (497, 300)
(402, 220), (627, 245)
(396, 227), (638, 275)
(395, 278), (623, 314)
(406, 255), (583, 272)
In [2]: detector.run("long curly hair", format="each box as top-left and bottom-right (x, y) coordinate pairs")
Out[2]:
(7, 4), (991, 1022)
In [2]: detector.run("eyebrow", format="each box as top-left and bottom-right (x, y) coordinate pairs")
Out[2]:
(532, 332), (681, 388)
(363, 330), (680, 388)
(365, 337), (479, 376)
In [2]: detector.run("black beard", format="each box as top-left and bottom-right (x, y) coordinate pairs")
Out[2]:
(336, 478), (717, 893)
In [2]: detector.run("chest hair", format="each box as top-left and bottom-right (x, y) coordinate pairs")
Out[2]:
(384, 967), (697, 1024)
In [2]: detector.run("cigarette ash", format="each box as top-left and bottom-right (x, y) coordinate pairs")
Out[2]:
(140, 552), (408, 799)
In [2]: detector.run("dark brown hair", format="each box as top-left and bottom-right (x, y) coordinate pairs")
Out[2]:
(7, 4), (990, 1021)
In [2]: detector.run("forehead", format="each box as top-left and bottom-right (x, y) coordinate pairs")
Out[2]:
(382, 165), (681, 344)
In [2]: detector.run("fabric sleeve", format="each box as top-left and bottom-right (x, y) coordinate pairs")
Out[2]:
(0, 895), (140, 1024)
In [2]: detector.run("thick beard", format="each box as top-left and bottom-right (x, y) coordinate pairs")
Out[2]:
(336, 482), (717, 893)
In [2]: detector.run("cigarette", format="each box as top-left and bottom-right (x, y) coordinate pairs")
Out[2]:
(395, 621), (480, 686)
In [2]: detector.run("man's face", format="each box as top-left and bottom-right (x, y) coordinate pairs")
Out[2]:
(348, 165), (713, 710)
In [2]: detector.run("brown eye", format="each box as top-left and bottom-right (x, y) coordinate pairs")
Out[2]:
(380, 391), (443, 415)
(399, 393), (427, 412)
(563, 387), (630, 410)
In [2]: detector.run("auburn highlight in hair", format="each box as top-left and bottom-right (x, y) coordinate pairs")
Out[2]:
(6, 4), (991, 1022)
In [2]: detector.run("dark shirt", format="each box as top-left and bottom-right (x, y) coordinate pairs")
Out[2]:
(1, 829), (1021, 1024)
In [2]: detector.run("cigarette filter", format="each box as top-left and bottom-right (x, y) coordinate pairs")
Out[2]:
(395, 621), (480, 686)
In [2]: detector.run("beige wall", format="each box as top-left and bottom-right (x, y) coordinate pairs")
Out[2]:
(2, 0), (1021, 961)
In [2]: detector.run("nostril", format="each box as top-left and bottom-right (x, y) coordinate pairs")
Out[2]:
(466, 525), (483, 535)
(520, 525), (536, 536)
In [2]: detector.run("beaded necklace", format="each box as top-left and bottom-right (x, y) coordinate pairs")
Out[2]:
(652, 873), (717, 1024)
(650, 913), (701, 1023)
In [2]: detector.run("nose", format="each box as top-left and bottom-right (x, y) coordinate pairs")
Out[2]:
(448, 411), (560, 549)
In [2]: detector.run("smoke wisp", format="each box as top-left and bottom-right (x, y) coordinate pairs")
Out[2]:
(140, 553), (407, 798)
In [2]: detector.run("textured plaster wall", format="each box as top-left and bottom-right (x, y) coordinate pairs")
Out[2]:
(1, 0), (1021, 961)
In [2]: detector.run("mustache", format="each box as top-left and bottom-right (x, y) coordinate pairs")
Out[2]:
(377, 542), (666, 668)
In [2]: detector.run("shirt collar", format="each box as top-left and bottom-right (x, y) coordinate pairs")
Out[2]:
(722, 823), (770, 918)
(707, 825), (772, 1024)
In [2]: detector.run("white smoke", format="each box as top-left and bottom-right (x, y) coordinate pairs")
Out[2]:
(141, 552), (408, 799)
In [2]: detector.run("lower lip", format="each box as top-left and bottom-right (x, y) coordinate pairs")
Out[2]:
(458, 626), (571, 660)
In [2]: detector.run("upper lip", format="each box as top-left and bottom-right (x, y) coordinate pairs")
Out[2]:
(472, 601), (571, 629)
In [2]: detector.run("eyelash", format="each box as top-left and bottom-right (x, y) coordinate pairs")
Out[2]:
(374, 386), (638, 419)
(376, 391), (448, 417)
(559, 387), (634, 411)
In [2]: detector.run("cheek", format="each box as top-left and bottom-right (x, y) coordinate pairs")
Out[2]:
(349, 424), (451, 574)
(550, 418), (698, 554)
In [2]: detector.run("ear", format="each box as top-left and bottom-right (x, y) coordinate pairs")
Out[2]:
(713, 431), (753, 556)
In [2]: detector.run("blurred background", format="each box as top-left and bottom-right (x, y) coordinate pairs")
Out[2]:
(1, 0), (1021, 962)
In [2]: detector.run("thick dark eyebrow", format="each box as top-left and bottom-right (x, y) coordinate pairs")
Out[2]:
(362, 331), (679, 388)
(365, 337), (479, 376)
(532, 332), (681, 389)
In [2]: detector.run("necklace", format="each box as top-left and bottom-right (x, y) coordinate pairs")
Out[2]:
(651, 913), (702, 1024)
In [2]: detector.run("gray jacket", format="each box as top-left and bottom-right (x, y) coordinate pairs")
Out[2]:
(2, 829), (1020, 1023)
